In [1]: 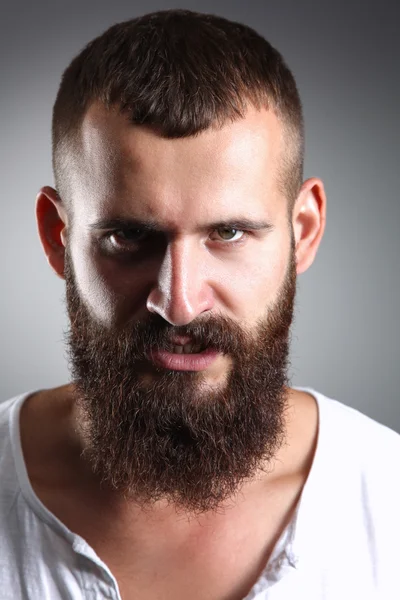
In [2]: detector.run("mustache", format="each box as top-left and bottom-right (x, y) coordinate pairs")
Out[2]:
(122, 314), (248, 355)
(73, 312), (251, 361)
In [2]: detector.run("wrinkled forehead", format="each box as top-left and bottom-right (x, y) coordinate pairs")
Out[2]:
(69, 101), (285, 223)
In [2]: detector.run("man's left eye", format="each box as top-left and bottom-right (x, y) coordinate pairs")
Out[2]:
(212, 228), (245, 242)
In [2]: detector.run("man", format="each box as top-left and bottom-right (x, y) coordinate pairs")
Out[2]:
(0, 8), (398, 600)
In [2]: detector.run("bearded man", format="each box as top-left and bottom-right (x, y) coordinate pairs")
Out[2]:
(0, 9), (399, 600)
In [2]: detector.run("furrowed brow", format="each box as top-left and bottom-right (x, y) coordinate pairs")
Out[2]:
(88, 218), (160, 232)
(204, 219), (273, 232)
(88, 217), (274, 233)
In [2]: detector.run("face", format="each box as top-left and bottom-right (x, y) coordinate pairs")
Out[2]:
(55, 104), (301, 513)
(69, 103), (292, 336)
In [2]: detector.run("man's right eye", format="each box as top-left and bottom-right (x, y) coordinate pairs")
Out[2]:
(103, 229), (149, 252)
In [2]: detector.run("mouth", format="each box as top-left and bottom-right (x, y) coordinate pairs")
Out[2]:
(148, 339), (219, 372)
(167, 342), (206, 354)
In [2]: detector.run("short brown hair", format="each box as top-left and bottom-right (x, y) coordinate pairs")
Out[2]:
(52, 9), (304, 211)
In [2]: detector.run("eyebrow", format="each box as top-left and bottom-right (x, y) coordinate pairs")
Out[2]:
(88, 217), (274, 233)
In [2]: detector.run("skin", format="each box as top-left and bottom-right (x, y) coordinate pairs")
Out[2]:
(28, 103), (326, 599)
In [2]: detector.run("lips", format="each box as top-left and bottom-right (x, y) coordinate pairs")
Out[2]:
(148, 346), (219, 371)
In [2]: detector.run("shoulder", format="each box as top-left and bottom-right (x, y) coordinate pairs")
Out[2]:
(0, 392), (38, 521)
(0, 390), (40, 435)
(296, 387), (400, 500)
(314, 389), (400, 453)
(0, 390), (43, 494)
(295, 390), (400, 588)
(0, 392), (31, 448)
(309, 388), (400, 511)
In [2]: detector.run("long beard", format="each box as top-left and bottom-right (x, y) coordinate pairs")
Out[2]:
(63, 248), (297, 514)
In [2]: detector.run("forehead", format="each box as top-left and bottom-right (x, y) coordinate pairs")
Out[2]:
(71, 102), (284, 224)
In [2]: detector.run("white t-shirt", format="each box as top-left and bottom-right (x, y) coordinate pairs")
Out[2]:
(0, 388), (399, 600)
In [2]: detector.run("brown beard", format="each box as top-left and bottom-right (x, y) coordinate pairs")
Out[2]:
(63, 244), (297, 514)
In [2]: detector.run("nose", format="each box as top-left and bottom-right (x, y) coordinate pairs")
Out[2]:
(146, 237), (215, 326)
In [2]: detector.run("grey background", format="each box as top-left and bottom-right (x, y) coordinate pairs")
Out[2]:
(1, 0), (399, 430)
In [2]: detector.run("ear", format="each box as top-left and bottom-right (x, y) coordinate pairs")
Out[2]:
(292, 177), (327, 275)
(36, 186), (69, 280)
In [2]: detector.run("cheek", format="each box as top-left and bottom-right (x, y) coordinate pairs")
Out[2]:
(70, 246), (115, 325)
(70, 241), (156, 327)
(223, 235), (290, 322)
